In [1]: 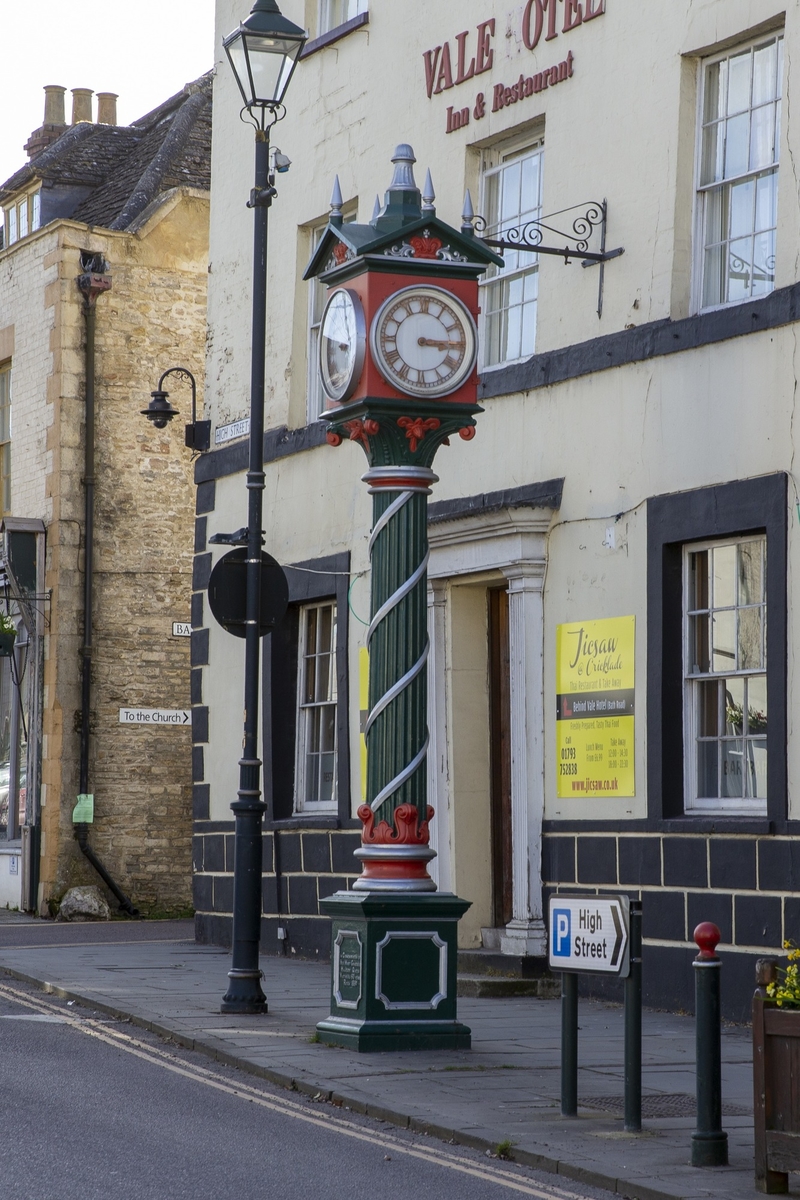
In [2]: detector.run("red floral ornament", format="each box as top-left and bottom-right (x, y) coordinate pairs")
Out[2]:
(333, 242), (349, 264)
(397, 416), (440, 452)
(458, 425), (476, 441)
(409, 234), (443, 260)
(358, 802), (435, 845)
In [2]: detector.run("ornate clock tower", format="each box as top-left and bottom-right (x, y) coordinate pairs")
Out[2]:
(305, 146), (502, 1051)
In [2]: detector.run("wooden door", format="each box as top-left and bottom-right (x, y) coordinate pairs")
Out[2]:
(488, 587), (513, 929)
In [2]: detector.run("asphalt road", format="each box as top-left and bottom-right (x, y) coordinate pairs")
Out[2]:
(0, 977), (617, 1200)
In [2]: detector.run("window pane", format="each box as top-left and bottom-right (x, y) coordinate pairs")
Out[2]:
(698, 679), (720, 734)
(31, 192), (40, 232)
(712, 544), (736, 607)
(703, 60), (726, 124)
(690, 550), (710, 610)
(712, 609), (736, 671)
(727, 237), (753, 302)
(697, 741), (719, 799)
(17, 201), (28, 239)
(752, 41), (777, 106)
(747, 675), (768, 734)
(721, 739), (745, 797)
(691, 614), (710, 673)
(725, 112), (750, 179)
(701, 122), (724, 186)
(752, 229), (775, 296)
(750, 102), (776, 170)
(755, 171), (777, 232)
(727, 50), (752, 115)
(748, 740), (768, 798)
(7, 208), (16, 245)
(702, 243), (724, 308)
(738, 607), (763, 670)
(725, 676), (745, 731)
(729, 178), (755, 239)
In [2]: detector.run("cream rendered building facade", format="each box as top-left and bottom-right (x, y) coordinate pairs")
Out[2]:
(196, 0), (795, 1015)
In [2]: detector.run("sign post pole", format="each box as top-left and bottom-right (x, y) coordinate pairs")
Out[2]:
(561, 972), (579, 1117)
(624, 900), (643, 1132)
(549, 893), (631, 1121)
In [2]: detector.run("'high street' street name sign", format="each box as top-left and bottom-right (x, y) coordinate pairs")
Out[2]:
(548, 894), (630, 977)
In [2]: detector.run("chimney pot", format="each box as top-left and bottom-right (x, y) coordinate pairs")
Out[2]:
(71, 88), (94, 124)
(43, 85), (67, 126)
(96, 92), (118, 126)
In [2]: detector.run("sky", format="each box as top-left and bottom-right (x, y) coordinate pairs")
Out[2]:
(0, 0), (217, 186)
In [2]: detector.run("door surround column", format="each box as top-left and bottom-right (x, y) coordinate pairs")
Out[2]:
(427, 507), (553, 958)
(500, 563), (547, 957)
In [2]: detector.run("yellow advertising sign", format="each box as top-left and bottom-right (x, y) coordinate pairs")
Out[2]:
(556, 616), (635, 799)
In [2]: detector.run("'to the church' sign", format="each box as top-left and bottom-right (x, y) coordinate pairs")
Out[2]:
(423, 1), (607, 134)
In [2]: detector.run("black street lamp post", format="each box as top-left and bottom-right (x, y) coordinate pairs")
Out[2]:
(217, 0), (306, 1014)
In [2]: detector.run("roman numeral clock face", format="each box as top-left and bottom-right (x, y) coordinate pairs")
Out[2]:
(370, 285), (478, 398)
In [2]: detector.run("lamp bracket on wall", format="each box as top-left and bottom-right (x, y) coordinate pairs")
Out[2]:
(476, 199), (624, 318)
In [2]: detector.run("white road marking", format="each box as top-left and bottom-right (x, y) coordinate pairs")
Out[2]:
(0, 1012), (66, 1022)
(0, 981), (592, 1200)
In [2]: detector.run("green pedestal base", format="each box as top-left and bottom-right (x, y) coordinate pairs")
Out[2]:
(316, 890), (471, 1052)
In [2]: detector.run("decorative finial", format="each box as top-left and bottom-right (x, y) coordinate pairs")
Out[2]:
(461, 188), (475, 236)
(372, 194), (382, 223)
(422, 169), (436, 215)
(389, 144), (417, 191)
(329, 175), (343, 227)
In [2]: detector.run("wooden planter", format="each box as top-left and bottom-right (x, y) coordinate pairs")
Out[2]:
(0, 632), (16, 657)
(753, 958), (800, 1193)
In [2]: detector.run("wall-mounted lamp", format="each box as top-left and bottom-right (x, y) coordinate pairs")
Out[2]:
(141, 367), (211, 452)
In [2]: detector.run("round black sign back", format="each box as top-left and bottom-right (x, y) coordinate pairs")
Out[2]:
(207, 549), (289, 638)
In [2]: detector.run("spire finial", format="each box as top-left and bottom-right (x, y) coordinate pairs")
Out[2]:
(461, 188), (475, 236)
(422, 169), (435, 215)
(373, 143), (422, 231)
(329, 175), (344, 227)
(389, 144), (417, 190)
(371, 194), (382, 224)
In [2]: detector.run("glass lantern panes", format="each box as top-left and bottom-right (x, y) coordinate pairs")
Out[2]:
(295, 601), (338, 811)
(685, 537), (767, 811)
(480, 142), (543, 368)
(698, 35), (783, 309)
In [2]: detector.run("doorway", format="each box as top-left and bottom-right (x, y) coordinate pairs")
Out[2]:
(488, 586), (513, 930)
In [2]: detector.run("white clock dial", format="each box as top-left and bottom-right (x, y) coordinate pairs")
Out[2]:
(319, 288), (366, 403)
(370, 285), (477, 398)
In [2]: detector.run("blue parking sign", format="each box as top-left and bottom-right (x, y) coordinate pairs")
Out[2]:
(552, 909), (571, 957)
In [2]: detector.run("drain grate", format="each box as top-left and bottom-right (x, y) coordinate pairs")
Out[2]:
(580, 1093), (751, 1118)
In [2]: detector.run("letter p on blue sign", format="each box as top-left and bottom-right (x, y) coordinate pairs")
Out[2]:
(552, 909), (571, 957)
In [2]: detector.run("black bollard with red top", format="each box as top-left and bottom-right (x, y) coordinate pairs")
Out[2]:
(691, 922), (729, 1167)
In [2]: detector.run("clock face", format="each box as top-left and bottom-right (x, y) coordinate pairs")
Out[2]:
(370, 285), (478, 398)
(319, 288), (366, 403)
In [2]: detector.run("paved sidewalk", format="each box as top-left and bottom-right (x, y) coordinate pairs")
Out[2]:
(0, 917), (778, 1200)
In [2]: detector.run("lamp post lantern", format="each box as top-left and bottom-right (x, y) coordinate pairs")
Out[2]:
(216, 0), (306, 1014)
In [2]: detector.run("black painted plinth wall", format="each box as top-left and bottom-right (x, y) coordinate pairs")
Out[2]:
(193, 822), (361, 957)
(543, 831), (796, 1022)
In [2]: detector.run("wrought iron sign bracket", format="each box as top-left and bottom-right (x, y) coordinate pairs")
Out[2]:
(477, 200), (624, 318)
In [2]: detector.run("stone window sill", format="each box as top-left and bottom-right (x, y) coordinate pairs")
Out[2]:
(301, 11), (369, 59)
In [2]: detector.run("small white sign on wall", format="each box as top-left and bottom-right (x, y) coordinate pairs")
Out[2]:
(119, 708), (191, 726)
(9, 855), (19, 876)
(215, 418), (250, 445)
(172, 622), (192, 637)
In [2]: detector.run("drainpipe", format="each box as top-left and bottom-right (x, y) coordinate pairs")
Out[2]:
(75, 257), (139, 917)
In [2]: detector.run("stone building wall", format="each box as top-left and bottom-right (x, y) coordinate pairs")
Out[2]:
(5, 191), (209, 914)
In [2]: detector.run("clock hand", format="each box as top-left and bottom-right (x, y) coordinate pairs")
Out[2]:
(417, 337), (464, 350)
